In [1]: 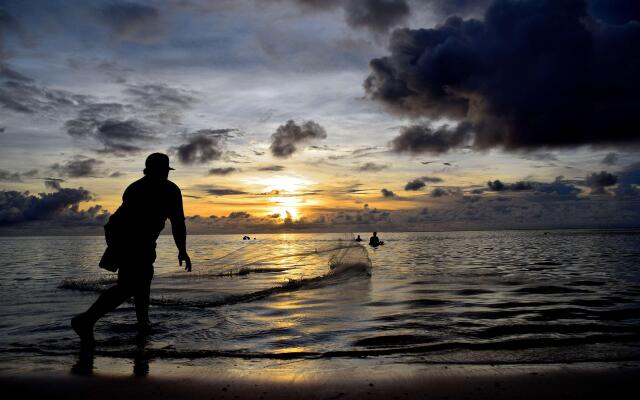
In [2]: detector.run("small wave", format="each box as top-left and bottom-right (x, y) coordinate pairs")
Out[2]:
(473, 323), (640, 338)
(513, 285), (592, 295)
(59, 277), (118, 292)
(456, 289), (494, 296)
(353, 335), (437, 347)
(531, 261), (563, 266)
(7, 333), (640, 361)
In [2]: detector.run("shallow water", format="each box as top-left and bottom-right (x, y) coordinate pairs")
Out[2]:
(1, 230), (640, 370)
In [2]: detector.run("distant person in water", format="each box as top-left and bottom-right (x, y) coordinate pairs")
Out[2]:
(355, 235), (363, 242)
(369, 232), (381, 247)
(71, 153), (191, 345)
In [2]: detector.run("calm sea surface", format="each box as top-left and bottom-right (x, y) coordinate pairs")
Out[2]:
(1, 230), (640, 371)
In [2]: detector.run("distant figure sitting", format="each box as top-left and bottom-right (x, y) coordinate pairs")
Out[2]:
(243, 235), (250, 240)
(355, 235), (363, 242)
(369, 232), (381, 247)
(71, 153), (191, 345)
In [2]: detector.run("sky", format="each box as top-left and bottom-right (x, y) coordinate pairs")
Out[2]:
(1, 0), (640, 234)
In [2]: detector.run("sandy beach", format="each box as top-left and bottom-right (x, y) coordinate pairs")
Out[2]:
(2, 359), (639, 400)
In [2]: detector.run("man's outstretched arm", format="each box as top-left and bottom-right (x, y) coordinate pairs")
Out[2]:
(170, 188), (191, 272)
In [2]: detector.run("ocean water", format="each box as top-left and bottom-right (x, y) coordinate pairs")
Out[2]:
(1, 230), (640, 371)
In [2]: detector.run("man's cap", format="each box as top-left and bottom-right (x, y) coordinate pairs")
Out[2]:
(145, 153), (175, 171)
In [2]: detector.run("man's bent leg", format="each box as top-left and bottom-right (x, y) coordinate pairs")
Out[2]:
(72, 268), (136, 344)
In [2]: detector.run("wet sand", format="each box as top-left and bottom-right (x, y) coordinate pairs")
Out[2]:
(2, 360), (639, 400)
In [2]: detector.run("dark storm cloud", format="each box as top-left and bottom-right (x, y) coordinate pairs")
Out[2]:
(0, 187), (95, 226)
(257, 165), (285, 172)
(391, 122), (473, 155)
(174, 131), (225, 165)
(584, 171), (618, 194)
(601, 152), (619, 165)
(97, 1), (162, 42)
(365, 0), (640, 152)
(381, 188), (396, 197)
(357, 162), (386, 172)
(404, 179), (425, 191)
(208, 167), (238, 176)
(50, 157), (104, 178)
(270, 120), (327, 158)
(587, 0), (640, 24)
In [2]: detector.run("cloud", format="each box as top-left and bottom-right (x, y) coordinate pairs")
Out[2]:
(208, 167), (238, 175)
(404, 179), (425, 191)
(44, 178), (64, 191)
(420, 175), (443, 183)
(286, 0), (409, 33)
(0, 169), (22, 182)
(391, 122), (473, 155)
(343, 0), (410, 33)
(124, 83), (196, 123)
(584, 171), (618, 194)
(203, 188), (247, 196)
(50, 157), (104, 178)
(0, 78), (89, 115)
(228, 211), (250, 219)
(357, 162), (386, 172)
(430, 187), (460, 197)
(365, 0), (640, 152)
(270, 120), (327, 158)
(0, 187), (100, 226)
(404, 175), (443, 191)
(601, 152), (619, 165)
(257, 165), (285, 172)
(174, 131), (226, 164)
(381, 188), (396, 197)
(486, 180), (532, 192)
(97, 2), (163, 42)
(65, 109), (155, 154)
(486, 177), (581, 196)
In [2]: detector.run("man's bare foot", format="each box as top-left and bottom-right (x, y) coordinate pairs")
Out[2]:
(71, 313), (95, 345)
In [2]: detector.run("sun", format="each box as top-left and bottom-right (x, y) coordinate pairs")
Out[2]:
(269, 196), (301, 222)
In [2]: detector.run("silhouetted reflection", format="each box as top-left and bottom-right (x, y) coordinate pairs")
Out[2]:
(133, 334), (150, 377)
(71, 345), (94, 376)
(70, 332), (152, 377)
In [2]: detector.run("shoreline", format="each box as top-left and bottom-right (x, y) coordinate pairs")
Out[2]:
(2, 359), (639, 399)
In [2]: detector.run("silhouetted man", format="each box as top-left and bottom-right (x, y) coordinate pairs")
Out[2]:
(369, 232), (380, 247)
(71, 153), (191, 345)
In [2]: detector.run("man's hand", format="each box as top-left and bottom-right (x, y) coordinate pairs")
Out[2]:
(178, 251), (191, 272)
